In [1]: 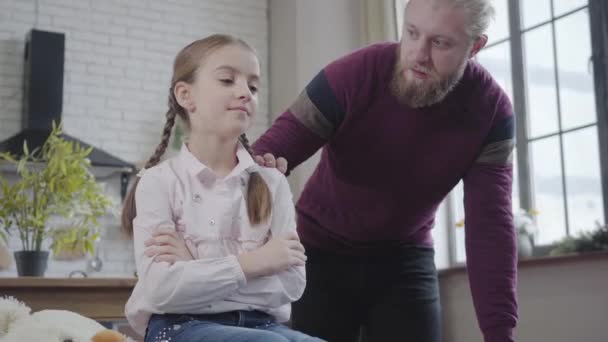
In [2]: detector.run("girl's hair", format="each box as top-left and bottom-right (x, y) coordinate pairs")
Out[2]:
(121, 34), (272, 236)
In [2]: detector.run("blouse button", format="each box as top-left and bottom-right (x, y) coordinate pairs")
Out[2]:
(210, 219), (215, 226)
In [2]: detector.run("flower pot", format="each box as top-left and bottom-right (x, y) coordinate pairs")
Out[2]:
(14, 251), (49, 276)
(517, 233), (534, 259)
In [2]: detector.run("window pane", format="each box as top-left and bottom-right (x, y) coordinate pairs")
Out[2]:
(555, 10), (596, 130)
(477, 41), (513, 100)
(455, 224), (466, 263)
(431, 200), (450, 269)
(520, 0), (551, 29)
(487, 0), (510, 44)
(395, 0), (408, 39)
(531, 137), (567, 244)
(553, 0), (588, 17)
(524, 25), (559, 138)
(453, 181), (466, 263)
(563, 127), (604, 236)
(512, 147), (520, 211)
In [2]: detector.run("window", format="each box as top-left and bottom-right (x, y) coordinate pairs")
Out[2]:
(520, 0), (604, 246)
(394, 0), (408, 38)
(395, 0), (607, 264)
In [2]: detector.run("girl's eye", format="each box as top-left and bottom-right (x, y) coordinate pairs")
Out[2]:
(433, 39), (446, 47)
(220, 79), (234, 84)
(249, 85), (258, 93)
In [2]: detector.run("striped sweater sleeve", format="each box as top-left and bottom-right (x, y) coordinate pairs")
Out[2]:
(253, 44), (374, 171)
(463, 97), (518, 342)
(253, 70), (343, 172)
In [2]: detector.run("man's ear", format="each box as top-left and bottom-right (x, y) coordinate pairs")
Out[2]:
(174, 81), (194, 112)
(469, 34), (488, 58)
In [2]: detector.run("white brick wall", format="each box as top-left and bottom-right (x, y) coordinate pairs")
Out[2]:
(0, 0), (269, 278)
(0, 0), (270, 163)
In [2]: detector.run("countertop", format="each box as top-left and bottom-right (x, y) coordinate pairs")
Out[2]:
(439, 250), (608, 277)
(0, 276), (137, 321)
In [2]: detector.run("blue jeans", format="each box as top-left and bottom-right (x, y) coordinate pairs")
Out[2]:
(145, 311), (326, 342)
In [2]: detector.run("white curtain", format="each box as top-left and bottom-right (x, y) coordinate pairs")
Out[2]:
(359, 0), (399, 45)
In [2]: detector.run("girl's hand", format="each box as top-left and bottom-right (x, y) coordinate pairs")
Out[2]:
(237, 231), (306, 280)
(144, 230), (194, 264)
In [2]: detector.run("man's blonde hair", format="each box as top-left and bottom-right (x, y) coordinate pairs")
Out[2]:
(406, 0), (495, 38)
(449, 0), (495, 38)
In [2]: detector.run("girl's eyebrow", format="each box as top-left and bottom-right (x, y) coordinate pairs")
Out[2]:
(214, 65), (259, 82)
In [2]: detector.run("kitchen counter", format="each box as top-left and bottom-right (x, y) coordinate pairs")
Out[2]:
(0, 277), (137, 321)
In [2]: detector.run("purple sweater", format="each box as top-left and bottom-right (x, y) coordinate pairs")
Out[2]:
(254, 42), (517, 341)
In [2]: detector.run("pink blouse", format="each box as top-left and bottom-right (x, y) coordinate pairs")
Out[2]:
(125, 144), (305, 336)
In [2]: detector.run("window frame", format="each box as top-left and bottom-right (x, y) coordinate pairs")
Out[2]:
(509, 0), (606, 242)
(394, 0), (608, 265)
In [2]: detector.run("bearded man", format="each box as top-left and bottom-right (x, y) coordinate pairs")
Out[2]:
(253, 0), (518, 341)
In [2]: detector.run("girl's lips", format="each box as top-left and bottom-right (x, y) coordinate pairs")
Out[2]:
(229, 107), (249, 115)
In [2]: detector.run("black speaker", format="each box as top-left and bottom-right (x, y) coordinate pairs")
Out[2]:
(22, 29), (65, 130)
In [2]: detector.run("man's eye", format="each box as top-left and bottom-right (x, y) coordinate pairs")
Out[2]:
(433, 39), (451, 48)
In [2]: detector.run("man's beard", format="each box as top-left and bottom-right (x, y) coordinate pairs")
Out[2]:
(390, 55), (467, 108)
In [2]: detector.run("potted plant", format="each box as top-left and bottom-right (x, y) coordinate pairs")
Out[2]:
(49, 222), (99, 261)
(0, 122), (111, 276)
(550, 222), (608, 256)
(513, 209), (539, 258)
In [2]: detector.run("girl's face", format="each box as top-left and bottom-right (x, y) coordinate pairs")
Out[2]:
(183, 44), (260, 140)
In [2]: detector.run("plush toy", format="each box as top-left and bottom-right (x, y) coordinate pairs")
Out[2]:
(0, 296), (134, 342)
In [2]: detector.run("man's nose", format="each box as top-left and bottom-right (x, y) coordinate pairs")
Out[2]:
(412, 39), (431, 64)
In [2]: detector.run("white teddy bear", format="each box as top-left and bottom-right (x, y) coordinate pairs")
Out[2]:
(0, 296), (134, 342)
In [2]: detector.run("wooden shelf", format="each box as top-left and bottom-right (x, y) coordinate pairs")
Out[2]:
(0, 277), (137, 321)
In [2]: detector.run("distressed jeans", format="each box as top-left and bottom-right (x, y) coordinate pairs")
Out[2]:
(145, 310), (326, 342)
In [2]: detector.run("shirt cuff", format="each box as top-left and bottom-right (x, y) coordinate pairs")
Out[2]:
(483, 326), (514, 342)
(228, 254), (247, 287)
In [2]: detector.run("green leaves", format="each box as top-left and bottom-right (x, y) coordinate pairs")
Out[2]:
(0, 121), (112, 252)
(50, 223), (100, 257)
(550, 222), (608, 256)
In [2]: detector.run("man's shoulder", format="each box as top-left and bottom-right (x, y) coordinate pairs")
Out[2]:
(463, 60), (500, 90)
(463, 59), (506, 95)
(320, 41), (397, 108)
(325, 41), (397, 77)
(461, 60), (513, 117)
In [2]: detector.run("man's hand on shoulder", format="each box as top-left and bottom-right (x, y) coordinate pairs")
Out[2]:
(254, 153), (288, 174)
